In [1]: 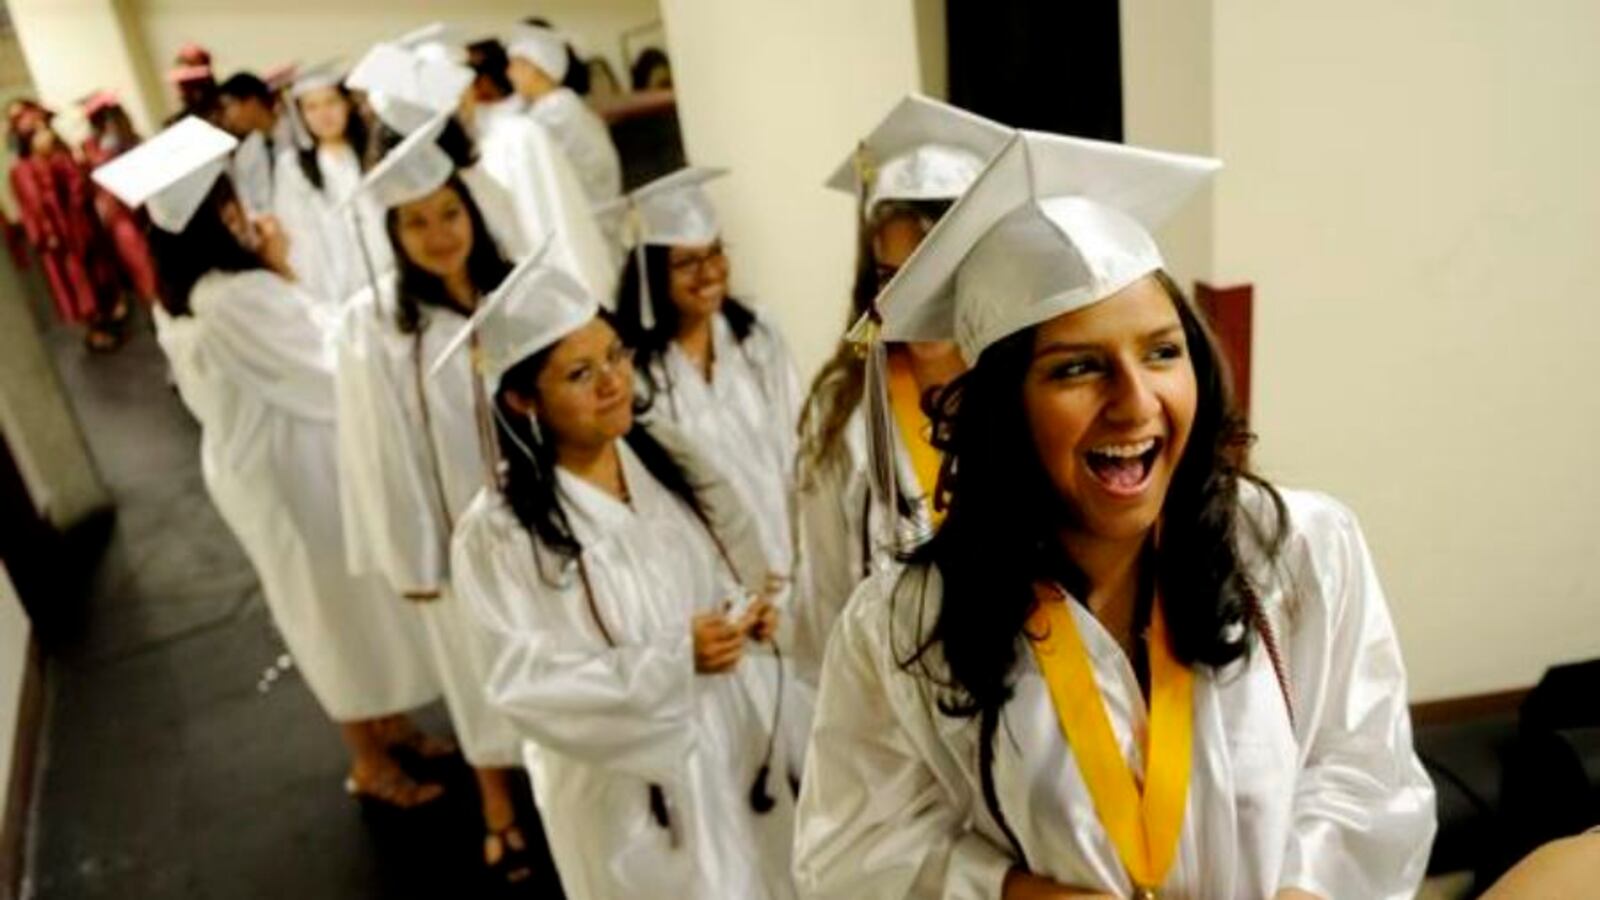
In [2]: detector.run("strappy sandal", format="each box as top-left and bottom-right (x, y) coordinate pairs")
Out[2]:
(373, 716), (459, 762)
(484, 824), (535, 886)
(343, 767), (446, 811)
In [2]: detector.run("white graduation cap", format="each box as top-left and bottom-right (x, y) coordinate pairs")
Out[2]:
(346, 41), (472, 135)
(428, 235), (597, 393)
(596, 166), (728, 329)
(342, 110), (454, 213)
(851, 130), (1219, 554)
(398, 22), (467, 66)
(503, 23), (570, 83)
(284, 59), (347, 150)
(91, 116), (238, 233)
(825, 94), (1010, 214)
(874, 130), (1220, 363)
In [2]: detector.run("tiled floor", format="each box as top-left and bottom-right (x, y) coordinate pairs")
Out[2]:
(25, 308), (560, 899)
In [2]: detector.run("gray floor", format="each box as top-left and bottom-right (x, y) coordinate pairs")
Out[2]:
(25, 304), (558, 899)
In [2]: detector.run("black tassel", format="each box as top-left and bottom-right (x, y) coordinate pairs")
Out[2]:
(749, 764), (775, 813)
(649, 783), (670, 829)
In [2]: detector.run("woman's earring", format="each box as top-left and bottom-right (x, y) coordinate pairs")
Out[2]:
(527, 412), (544, 447)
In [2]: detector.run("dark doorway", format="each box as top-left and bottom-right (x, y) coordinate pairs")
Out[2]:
(945, 0), (1123, 141)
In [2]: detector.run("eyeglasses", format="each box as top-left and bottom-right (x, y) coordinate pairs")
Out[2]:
(559, 344), (636, 391)
(668, 243), (728, 278)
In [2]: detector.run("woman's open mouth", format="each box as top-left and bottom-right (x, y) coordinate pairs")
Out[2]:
(1083, 436), (1164, 498)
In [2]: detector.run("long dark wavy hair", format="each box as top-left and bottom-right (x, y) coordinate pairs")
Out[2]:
(492, 311), (712, 579)
(795, 198), (952, 489)
(146, 178), (266, 317)
(385, 174), (512, 334)
(899, 270), (1287, 857)
(293, 84), (369, 193)
(613, 243), (759, 403)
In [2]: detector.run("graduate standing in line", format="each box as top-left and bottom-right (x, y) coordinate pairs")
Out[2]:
(344, 30), (529, 264)
(793, 132), (1436, 898)
(502, 23), (623, 209)
(440, 256), (801, 900)
(216, 72), (292, 219)
(609, 168), (804, 584)
(80, 90), (159, 308)
(271, 62), (389, 310)
(92, 118), (445, 810)
(331, 118), (542, 886)
(791, 95), (1008, 685)
(462, 34), (616, 301)
(7, 99), (124, 349)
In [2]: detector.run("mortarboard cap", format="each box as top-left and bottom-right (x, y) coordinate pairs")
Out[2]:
(91, 116), (238, 233)
(342, 110), (454, 212)
(825, 94), (1010, 214)
(502, 24), (570, 83)
(428, 236), (597, 392)
(874, 130), (1220, 362)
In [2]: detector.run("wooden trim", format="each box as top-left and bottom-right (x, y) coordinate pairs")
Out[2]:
(1410, 687), (1530, 727)
(0, 636), (45, 900)
(1194, 281), (1255, 422)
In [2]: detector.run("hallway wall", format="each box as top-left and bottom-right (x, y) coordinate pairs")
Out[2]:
(656, 0), (934, 378)
(1211, 1), (1600, 700)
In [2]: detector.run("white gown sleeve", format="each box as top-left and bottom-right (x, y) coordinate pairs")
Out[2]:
(190, 270), (335, 423)
(1276, 494), (1437, 898)
(460, 165), (532, 260)
(792, 424), (868, 686)
(272, 151), (330, 302)
(794, 571), (1015, 900)
(483, 118), (617, 305)
(451, 498), (699, 785)
(331, 296), (447, 593)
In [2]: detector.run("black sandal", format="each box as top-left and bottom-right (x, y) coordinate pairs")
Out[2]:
(484, 824), (535, 886)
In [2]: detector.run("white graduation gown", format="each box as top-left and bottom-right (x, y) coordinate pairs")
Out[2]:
(272, 144), (392, 310)
(525, 87), (623, 208)
(474, 97), (616, 303)
(331, 282), (521, 766)
(450, 433), (800, 900)
(793, 486), (1437, 900)
(642, 310), (804, 581)
(155, 270), (436, 722)
(791, 404), (929, 687)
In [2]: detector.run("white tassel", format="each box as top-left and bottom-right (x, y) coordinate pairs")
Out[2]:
(635, 239), (655, 331)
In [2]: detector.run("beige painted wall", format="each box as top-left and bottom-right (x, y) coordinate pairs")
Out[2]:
(130, 0), (660, 120)
(0, 565), (30, 821)
(1120, 0), (1213, 290)
(657, 0), (931, 380)
(1211, 2), (1600, 700)
(9, 0), (162, 138)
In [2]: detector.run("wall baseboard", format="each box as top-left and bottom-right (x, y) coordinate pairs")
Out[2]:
(0, 637), (44, 900)
(1411, 687), (1530, 727)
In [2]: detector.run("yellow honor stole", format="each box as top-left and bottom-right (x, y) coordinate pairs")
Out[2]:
(1027, 583), (1194, 898)
(885, 353), (946, 527)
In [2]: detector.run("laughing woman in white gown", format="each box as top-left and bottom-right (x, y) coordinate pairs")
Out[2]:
(442, 259), (800, 899)
(93, 118), (442, 810)
(793, 131), (1436, 899)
